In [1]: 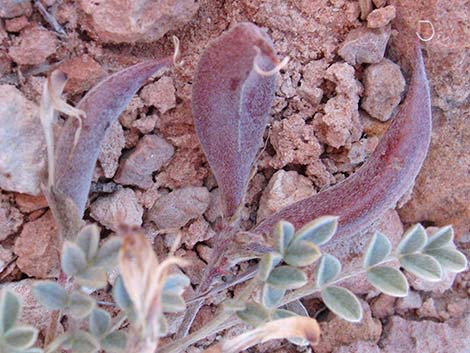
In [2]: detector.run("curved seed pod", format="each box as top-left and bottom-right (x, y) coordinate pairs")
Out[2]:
(53, 58), (172, 218)
(255, 41), (431, 242)
(192, 22), (279, 220)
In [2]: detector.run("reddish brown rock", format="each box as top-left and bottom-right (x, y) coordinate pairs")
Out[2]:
(314, 63), (363, 148)
(338, 26), (391, 65)
(0, 245), (13, 273)
(333, 341), (381, 353)
(389, 0), (470, 237)
(4, 15), (29, 32)
(382, 316), (470, 353)
(90, 188), (143, 231)
(367, 6), (396, 28)
(270, 115), (323, 168)
(98, 121), (125, 179)
(157, 148), (208, 189)
(395, 290), (422, 314)
(115, 134), (174, 189)
(373, 0), (386, 7)
(370, 294), (396, 319)
(140, 76), (176, 114)
(257, 170), (316, 222)
(0, 0), (32, 18)
(14, 211), (59, 278)
(119, 96), (145, 128)
(204, 188), (222, 223)
(315, 301), (382, 353)
(0, 194), (23, 241)
(181, 218), (216, 248)
(8, 26), (57, 65)
(15, 193), (49, 213)
(175, 249), (206, 285)
(306, 159), (337, 189)
(149, 186), (210, 229)
(79, 0), (199, 43)
(59, 55), (106, 94)
(0, 85), (45, 195)
(0, 51), (11, 75)
(361, 59), (405, 122)
(132, 114), (158, 134)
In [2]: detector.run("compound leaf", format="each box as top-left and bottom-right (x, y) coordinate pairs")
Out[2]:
(400, 253), (442, 282)
(316, 254), (342, 288)
(321, 286), (362, 322)
(33, 281), (68, 310)
(367, 266), (409, 297)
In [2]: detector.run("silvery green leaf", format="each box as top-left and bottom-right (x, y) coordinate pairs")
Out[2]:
(64, 330), (100, 353)
(68, 291), (95, 318)
(236, 301), (270, 327)
(162, 273), (190, 295)
(101, 331), (127, 352)
(284, 240), (321, 267)
(76, 224), (100, 261)
(400, 253), (443, 282)
(396, 224), (427, 255)
(256, 252), (282, 281)
(4, 326), (38, 349)
(321, 286), (362, 322)
(43, 332), (71, 353)
(316, 254), (342, 288)
(33, 281), (68, 310)
(274, 221), (295, 254)
(363, 232), (392, 268)
(20, 348), (43, 353)
(272, 309), (296, 319)
(262, 284), (285, 308)
(367, 266), (409, 297)
(161, 293), (185, 313)
(75, 267), (107, 289)
(424, 226), (454, 250)
(61, 241), (88, 276)
(223, 299), (246, 312)
(285, 300), (309, 318)
(0, 290), (21, 333)
(112, 276), (131, 311)
(158, 315), (168, 337)
(425, 248), (467, 273)
(94, 237), (122, 270)
(267, 266), (307, 289)
(89, 308), (111, 338)
(293, 216), (338, 246)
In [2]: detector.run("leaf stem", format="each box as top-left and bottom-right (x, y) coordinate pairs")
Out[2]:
(160, 257), (397, 352)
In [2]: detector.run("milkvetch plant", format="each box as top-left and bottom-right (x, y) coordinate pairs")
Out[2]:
(15, 15), (460, 353)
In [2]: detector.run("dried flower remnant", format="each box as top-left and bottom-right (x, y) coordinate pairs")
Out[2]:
(40, 70), (85, 187)
(203, 316), (320, 353)
(255, 41), (432, 244)
(118, 231), (188, 353)
(192, 22), (280, 221)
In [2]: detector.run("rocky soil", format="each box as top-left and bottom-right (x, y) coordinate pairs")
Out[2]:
(0, 0), (469, 352)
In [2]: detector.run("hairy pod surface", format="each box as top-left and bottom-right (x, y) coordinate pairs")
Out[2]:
(192, 23), (278, 219)
(255, 42), (432, 243)
(54, 58), (172, 216)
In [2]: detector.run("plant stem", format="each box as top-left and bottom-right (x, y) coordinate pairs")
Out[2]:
(176, 222), (239, 338)
(160, 257), (396, 353)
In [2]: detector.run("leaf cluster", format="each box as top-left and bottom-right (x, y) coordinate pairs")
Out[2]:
(0, 290), (41, 353)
